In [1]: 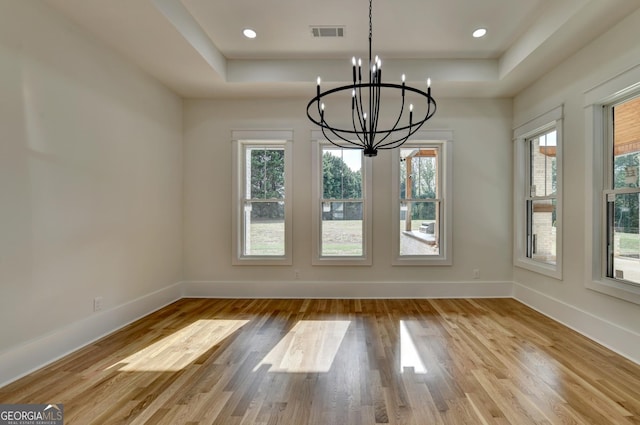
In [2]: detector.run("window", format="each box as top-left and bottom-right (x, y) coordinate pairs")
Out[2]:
(232, 131), (292, 265)
(513, 106), (563, 278)
(585, 67), (640, 305)
(311, 133), (372, 265)
(605, 96), (640, 284)
(391, 132), (453, 265)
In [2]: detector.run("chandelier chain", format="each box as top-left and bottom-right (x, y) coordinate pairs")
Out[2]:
(369, 0), (372, 43)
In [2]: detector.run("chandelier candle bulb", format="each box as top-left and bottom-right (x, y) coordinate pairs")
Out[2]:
(352, 57), (356, 82)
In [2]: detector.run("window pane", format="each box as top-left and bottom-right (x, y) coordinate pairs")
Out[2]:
(400, 148), (438, 200)
(243, 201), (285, 256)
(322, 148), (362, 199)
(611, 192), (640, 284)
(321, 201), (363, 256)
(529, 131), (556, 196)
(529, 199), (556, 265)
(247, 147), (285, 199)
(398, 148), (440, 257)
(613, 96), (640, 189)
(399, 201), (440, 256)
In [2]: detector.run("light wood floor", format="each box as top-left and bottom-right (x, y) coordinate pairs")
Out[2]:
(2, 298), (640, 424)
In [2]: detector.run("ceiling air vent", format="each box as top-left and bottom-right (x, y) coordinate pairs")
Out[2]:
(311, 26), (345, 38)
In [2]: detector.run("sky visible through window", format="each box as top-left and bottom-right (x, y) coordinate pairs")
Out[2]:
(326, 148), (361, 171)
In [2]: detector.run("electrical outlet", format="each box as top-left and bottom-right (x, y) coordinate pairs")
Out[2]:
(473, 269), (480, 279)
(294, 269), (300, 280)
(93, 297), (103, 312)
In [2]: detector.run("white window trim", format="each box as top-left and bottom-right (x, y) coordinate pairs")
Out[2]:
(311, 131), (372, 266)
(231, 130), (293, 265)
(391, 131), (453, 266)
(513, 106), (563, 279)
(585, 64), (640, 305)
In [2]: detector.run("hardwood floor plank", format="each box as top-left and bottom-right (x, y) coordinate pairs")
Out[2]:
(1, 298), (639, 425)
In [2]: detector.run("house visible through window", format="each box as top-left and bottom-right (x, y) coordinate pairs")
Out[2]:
(399, 147), (441, 256)
(391, 135), (453, 266)
(605, 95), (640, 284)
(584, 67), (640, 305)
(526, 129), (557, 265)
(513, 106), (562, 279)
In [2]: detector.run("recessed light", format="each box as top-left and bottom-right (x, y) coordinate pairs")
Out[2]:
(243, 28), (257, 39)
(472, 28), (487, 38)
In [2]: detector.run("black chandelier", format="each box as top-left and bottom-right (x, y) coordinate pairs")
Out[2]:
(306, 0), (436, 157)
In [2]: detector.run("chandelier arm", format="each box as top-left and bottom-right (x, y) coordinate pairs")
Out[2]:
(375, 101), (437, 150)
(372, 92), (405, 149)
(323, 135), (365, 151)
(357, 82), (368, 146)
(351, 100), (366, 145)
(375, 92), (435, 133)
(322, 124), (366, 149)
(374, 101), (434, 149)
(367, 78), (373, 151)
(354, 82), (366, 137)
(372, 77), (382, 143)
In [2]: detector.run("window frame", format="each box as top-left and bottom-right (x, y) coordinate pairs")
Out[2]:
(311, 131), (372, 266)
(391, 131), (453, 266)
(231, 130), (293, 265)
(513, 106), (563, 279)
(585, 64), (640, 305)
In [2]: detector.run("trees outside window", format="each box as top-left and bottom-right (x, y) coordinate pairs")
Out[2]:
(232, 131), (292, 265)
(605, 95), (640, 284)
(391, 135), (453, 266)
(311, 136), (372, 265)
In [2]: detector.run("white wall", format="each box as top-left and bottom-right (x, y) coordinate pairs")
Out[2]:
(183, 97), (513, 297)
(512, 9), (640, 360)
(0, 0), (183, 359)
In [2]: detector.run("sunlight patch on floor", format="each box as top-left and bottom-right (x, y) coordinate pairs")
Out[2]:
(400, 320), (427, 374)
(255, 320), (351, 373)
(112, 319), (249, 371)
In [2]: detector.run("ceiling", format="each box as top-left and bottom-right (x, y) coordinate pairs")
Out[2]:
(44, 0), (640, 98)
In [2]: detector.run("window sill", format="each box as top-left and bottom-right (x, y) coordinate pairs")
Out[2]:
(232, 257), (292, 266)
(312, 257), (372, 266)
(392, 256), (452, 266)
(514, 257), (562, 280)
(586, 278), (640, 306)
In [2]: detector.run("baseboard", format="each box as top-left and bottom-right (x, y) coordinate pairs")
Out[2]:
(183, 280), (515, 299)
(0, 282), (183, 388)
(513, 281), (640, 364)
